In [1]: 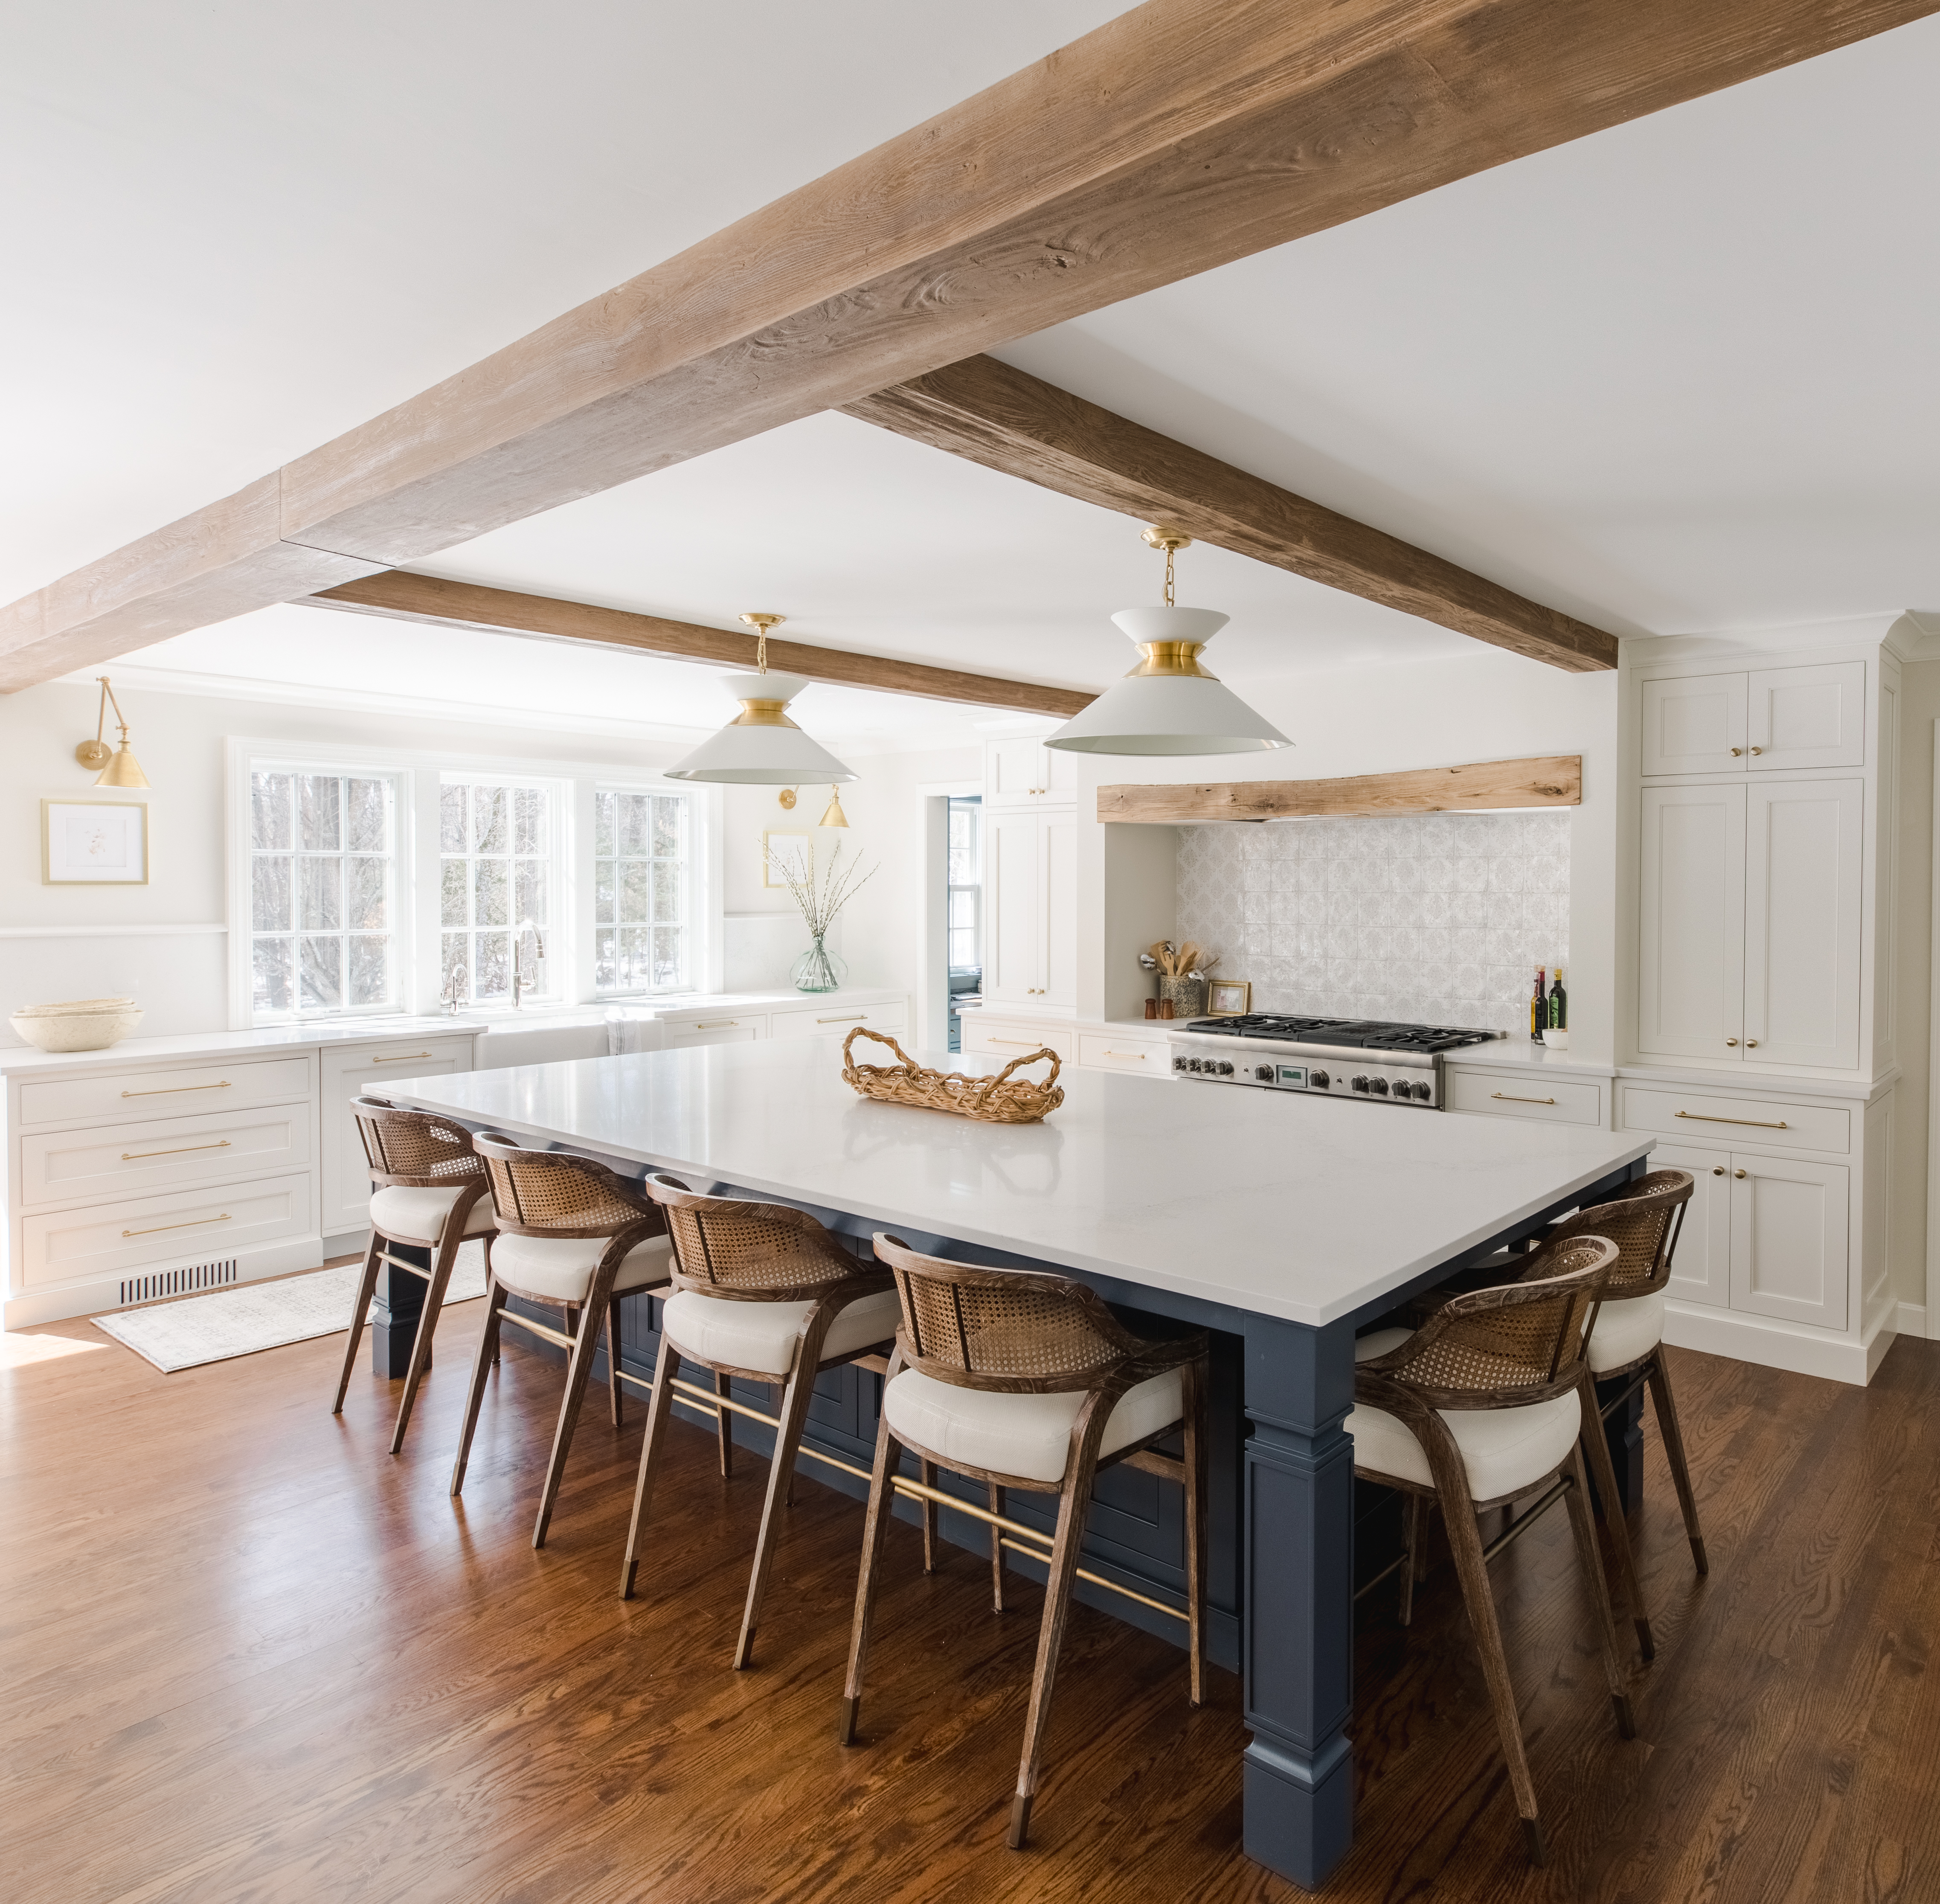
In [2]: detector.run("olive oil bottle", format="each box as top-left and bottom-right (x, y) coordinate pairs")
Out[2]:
(1548, 966), (1567, 1034)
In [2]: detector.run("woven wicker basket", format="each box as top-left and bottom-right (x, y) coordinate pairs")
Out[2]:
(841, 1026), (1063, 1124)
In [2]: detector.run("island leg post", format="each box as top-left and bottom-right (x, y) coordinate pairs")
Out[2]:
(370, 1241), (430, 1379)
(1241, 1314), (1358, 1889)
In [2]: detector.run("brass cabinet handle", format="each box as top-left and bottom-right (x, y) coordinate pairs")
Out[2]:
(1745, 1040), (1758, 1048)
(693, 1021), (738, 1029)
(371, 1051), (434, 1063)
(1730, 747), (1743, 756)
(816, 1013), (866, 1024)
(990, 1038), (1043, 1047)
(1749, 745), (1763, 755)
(122, 1140), (232, 1161)
(1103, 1049), (1147, 1060)
(1725, 1038), (1739, 1046)
(1734, 1169), (1748, 1179)
(1676, 1110), (1788, 1129)
(123, 1212), (232, 1238)
(122, 1080), (230, 1098)
(1712, 1166), (1726, 1176)
(1491, 1092), (1556, 1106)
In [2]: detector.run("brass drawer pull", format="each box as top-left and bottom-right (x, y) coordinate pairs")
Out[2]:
(122, 1140), (232, 1161)
(1734, 1169), (1748, 1179)
(1103, 1049), (1147, 1060)
(122, 1080), (230, 1097)
(1490, 1092), (1556, 1106)
(371, 1051), (434, 1063)
(816, 1014), (866, 1024)
(1712, 1166), (1726, 1176)
(1730, 747), (1743, 757)
(1675, 1110), (1788, 1130)
(122, 1213), (232, 1238)
(693, 1021), (738, 1029)
(990, 1038), (1044, 1047)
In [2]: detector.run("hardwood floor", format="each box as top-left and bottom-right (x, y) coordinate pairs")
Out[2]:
(5, 1295), (1937, 1904)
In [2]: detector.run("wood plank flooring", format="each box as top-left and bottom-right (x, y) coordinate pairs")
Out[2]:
(4, 1294), (1937, 1903)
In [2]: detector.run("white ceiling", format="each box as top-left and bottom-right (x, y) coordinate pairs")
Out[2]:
(17, 4), (1940, 730)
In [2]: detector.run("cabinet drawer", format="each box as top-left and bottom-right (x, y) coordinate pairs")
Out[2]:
(1077, 1031), (1169, 1075)
(767, 1000), (906, 1042)
(960, 1019), (1073, 1064)
(325, 1035), (476, 1090)
(21, 1103), (313, 1211)
(1446, 1069), (1604, 1127)
(19, 1172), (313, 1288)
(1617, 1084), (1850, 1154)
(664, 1017), (763, 1048)
(16, 1055), (315, 1130)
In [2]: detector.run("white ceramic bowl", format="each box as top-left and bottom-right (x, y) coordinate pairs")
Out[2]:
(9, 998), (144, 1052)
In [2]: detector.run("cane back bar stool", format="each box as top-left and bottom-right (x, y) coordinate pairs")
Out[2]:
(1350, 1235), (1633, 1866)
(842, 1234), (1209, 1852)
(451, 1134), (672, 1549)
(332, 1096), (497, 1453)
(619, 1174), (902, 1669)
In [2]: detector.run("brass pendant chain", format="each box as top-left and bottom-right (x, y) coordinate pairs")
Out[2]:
(757, 625), (767, 673)
(1164, 544), (1176, 608)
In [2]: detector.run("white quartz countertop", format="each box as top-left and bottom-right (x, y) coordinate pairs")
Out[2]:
(384, 1041), (1652, 1328)
(1440, 1039), (1616, 1079)
(0, 1015), (488, 1076)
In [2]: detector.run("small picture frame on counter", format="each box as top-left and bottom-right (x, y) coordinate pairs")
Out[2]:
(1204, 979), (1251, 1017)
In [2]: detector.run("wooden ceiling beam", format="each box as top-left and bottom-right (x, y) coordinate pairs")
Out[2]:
(6, 0), (1935, 691)
(1097, 755), (1583, 823)
(844, 355), (1617, 672)
(304, 571), (1094, 718)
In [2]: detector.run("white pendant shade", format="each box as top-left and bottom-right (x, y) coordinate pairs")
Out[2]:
(665, 672), (859, 785)
(1044, 608), (1292, 756)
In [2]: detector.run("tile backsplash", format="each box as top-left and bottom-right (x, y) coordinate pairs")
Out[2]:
(1174, 811), (1571, 1034)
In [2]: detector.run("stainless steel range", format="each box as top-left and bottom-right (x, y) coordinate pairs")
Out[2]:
(1167, 1014), (1506, 1109)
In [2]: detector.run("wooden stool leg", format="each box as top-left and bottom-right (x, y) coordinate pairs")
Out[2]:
(619, 1334), (681, 1599)
(331, 1230), (385, 1415)
(920, 1459), (939, 1574)
(1562, 1448), (1639, 1741)
(988, 1483), (1006, 1613)
(390, 1220), (465, 1455)
(1008, 1459), (1097, 1851)
(1182, 1357), (1208, 1706)
(839, 1406), (905, 1745)
(1579, 1371), (1655, 1660)
(1646, 1350), (1709, 1575)
(606, 1296), (626, 1429)
(715, 1370), (735, 1478)
(450, 1281), (505, 1497)
(1399, 1494), (1427, 1627)
(733, 1350), (824, 1670)
(1438, 1480), (1548, 1864)
(530, 1270), (616, 1550)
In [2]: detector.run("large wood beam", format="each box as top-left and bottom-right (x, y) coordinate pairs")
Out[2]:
(5, 0), (1934, 691)
(1097, 755), (1582, 822)
(305, 572), (1094, 718)
(844, 355), (1616, 672)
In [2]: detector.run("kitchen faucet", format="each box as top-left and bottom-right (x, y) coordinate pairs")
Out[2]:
(511, 919), (546, 1010)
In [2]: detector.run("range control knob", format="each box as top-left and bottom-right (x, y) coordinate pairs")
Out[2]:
(1369, 1077), (1390, 1096)
(1350, 1075), (1370, 1093)
(1214, 1061), (1234, 1076)
(1308, 1070), (1329, 1091)
(1412, 1080), (1433, 1102)
(1254, 1064), (1275, 1082)
(1173, 1056), (1188, 1071)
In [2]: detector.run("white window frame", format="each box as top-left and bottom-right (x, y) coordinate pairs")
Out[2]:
(438, 770), (571, 1012)
(592, 782), (703, 999)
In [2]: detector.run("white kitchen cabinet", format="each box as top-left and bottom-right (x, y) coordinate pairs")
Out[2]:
(1729, 1153), (1849, 1331)
(1746, 662), (1865, 771)
(1639, 671), (1749, 776)
(1647, 1142), (1733, 1310)
(1637, 782), (1745, 1061)
(1743, 779), (1862, 1071)
(319, 1034), (478, 1239)
(982, 737), (1078, 808)
(984, 809), (1077, 1010)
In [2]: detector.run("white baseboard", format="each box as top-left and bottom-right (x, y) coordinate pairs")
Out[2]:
(1897, 1302), (1929, 1341)
(1663, 1300), (1875, 1385)
(3, 1235), (325, 1329)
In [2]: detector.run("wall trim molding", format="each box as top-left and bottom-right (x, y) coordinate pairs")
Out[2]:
(0, 922), (227, 939)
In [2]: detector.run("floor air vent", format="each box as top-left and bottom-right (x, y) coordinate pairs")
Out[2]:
(119, 1257), (239, 1306)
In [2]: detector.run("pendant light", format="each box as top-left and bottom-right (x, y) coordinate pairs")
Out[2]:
(1043, 528), (1291, 756)
(665, 613), (858, 786)
(73, 675), (152, 787)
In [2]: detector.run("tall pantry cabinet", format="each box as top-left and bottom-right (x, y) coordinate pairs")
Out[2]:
(1626, 639), (1902, 1384)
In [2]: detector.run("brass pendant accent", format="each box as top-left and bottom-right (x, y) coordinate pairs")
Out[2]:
(1126, 642), (1216, 680)
(729, 698), (798, 728)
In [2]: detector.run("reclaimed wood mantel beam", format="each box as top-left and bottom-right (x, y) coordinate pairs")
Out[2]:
(5, 0), (1934, 690)
(305, 572), (1095, 718)
(1098, 756), (1583, 823)
(845, 356), (1616, 672)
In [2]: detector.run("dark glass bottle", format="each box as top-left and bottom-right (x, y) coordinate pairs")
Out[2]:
(1548, 967), (1566, 1032)
(1531, 967), (1546, 1041)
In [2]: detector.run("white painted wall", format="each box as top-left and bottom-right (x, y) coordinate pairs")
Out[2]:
(1894, 663), (1940, 1318)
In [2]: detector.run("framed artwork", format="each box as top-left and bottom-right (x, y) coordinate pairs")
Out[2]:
(1205, 979), (1252, 1017)
(761, 829), (813, 889)
(43, 799), (149, 884)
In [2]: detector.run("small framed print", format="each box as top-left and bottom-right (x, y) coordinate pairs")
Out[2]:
(43, 799), (149, 884)
(761, 829), (813, 889)
(1205, 979), (1252, 1017)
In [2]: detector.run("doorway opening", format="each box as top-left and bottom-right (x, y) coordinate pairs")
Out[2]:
(945, 795), (982, 1052)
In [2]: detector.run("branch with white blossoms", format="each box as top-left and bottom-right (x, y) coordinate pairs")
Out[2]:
(761, 835), (880, 938)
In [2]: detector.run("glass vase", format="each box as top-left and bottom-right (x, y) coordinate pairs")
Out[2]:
(791, 935), (848, 994)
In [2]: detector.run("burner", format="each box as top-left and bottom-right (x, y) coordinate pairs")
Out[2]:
(1182, 1015), (1501, 1053)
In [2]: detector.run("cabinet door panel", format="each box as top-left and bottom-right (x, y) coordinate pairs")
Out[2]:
(983, 812), (1042, 1003)
(1649, 1142), (1731, 1308)
(1040, 811), (1080, 1009)
(1747, 661), (1865, 770)
(985, 739), (1046, 807)
(1638, 783), (1745, 1060)
(1640, 672), (1747, 776)
(1729, 1154), (1848, 1330)
(1743, 779), (1862, 1071)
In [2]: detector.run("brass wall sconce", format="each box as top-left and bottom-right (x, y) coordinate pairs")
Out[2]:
(75, 676), (151, 788)
(819, 785), (849, 828)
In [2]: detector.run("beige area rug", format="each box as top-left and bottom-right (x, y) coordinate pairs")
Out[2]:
(91, 1239), (490, 1374)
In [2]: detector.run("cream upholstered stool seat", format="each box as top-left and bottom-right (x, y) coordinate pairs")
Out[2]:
(333, 1096), (495, 1456)
(842, 1235), (1208, 1852)
(1351, 1235), (1636, 1867)
(450, 1134), (672, 1549)
(1586, 1291), (1666, 1374)
(620, 1175), (899, 1672)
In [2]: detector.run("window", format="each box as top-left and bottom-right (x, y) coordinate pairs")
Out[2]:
(250, 769), (396, 1018)
(947, 796), (982, 974)
(595, 788), (691, 993)
(441, 779), (557, 1006)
